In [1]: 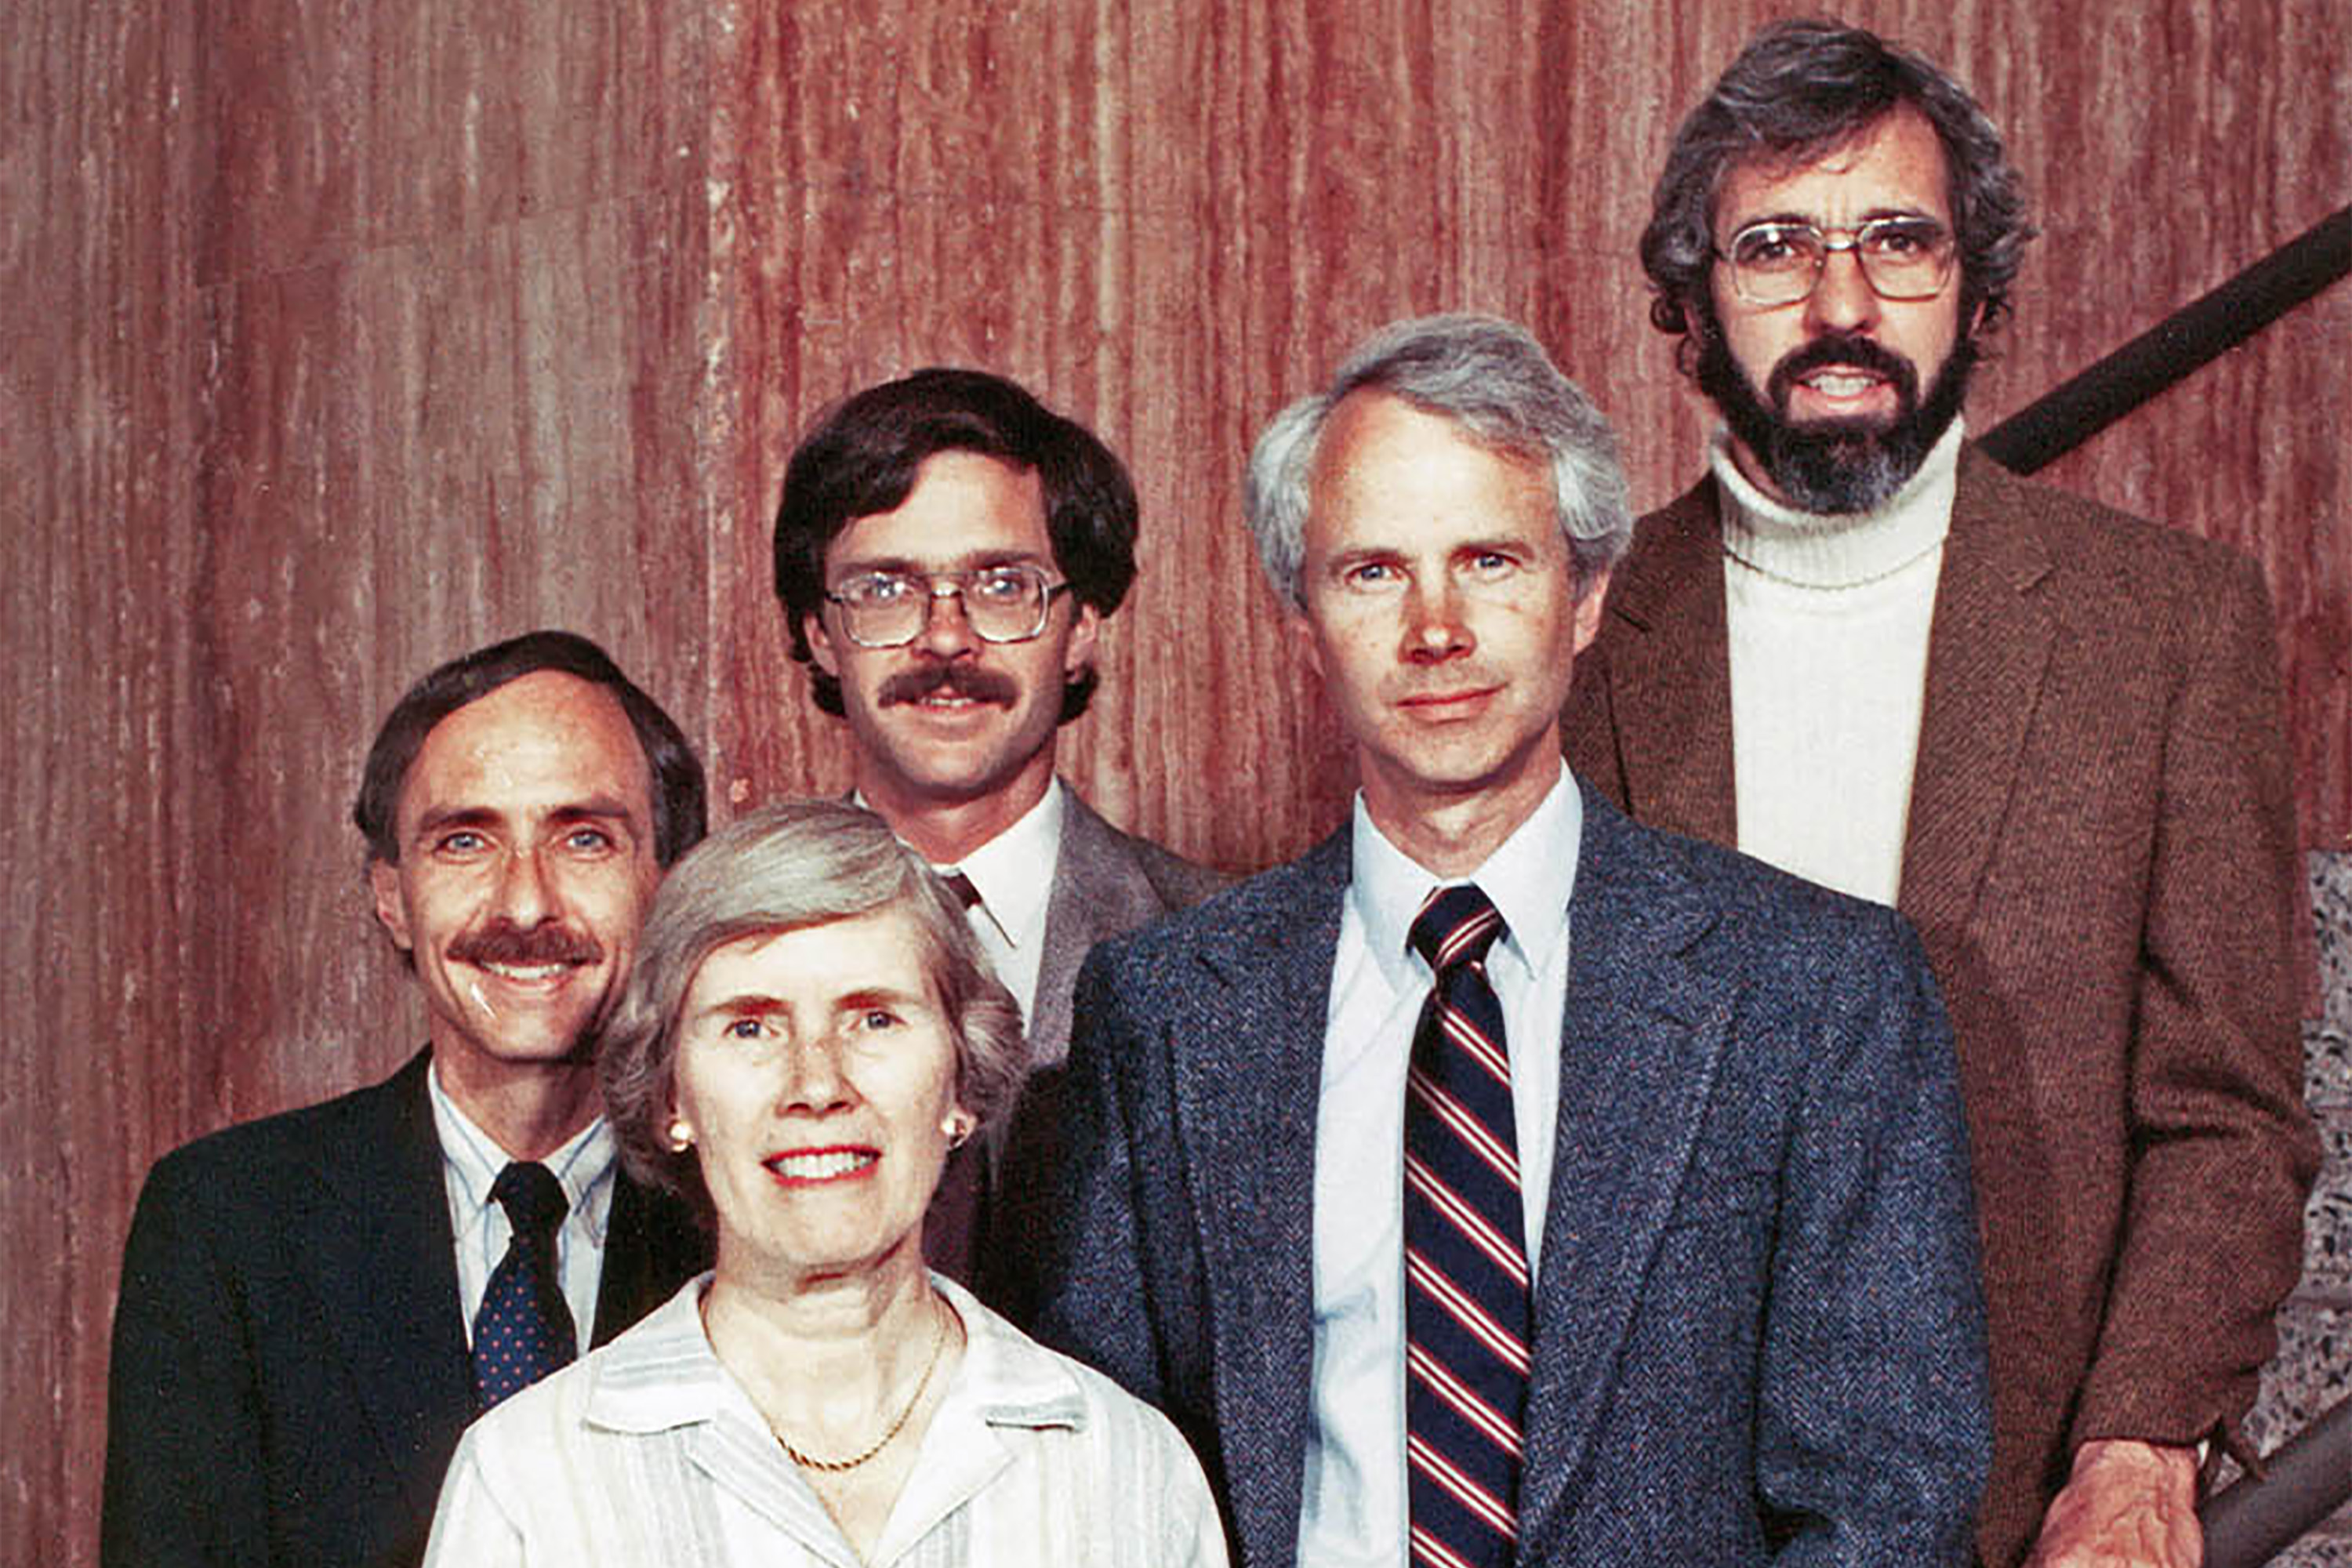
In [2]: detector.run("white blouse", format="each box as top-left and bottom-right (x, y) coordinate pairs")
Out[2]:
(423, 1272), (1229, 1567)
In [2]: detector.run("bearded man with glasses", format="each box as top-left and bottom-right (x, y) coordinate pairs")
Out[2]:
(1563, 20), (2315, 1568)
(772, 368), (1224, 1312)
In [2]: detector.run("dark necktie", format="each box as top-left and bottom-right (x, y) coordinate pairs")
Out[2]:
(1403, 884), (1527, 1567)
(472, 1161), (578, 1409)
(939, 869), (984, 913)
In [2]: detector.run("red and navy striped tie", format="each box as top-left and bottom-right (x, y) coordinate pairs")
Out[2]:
(1404, 884), (1526, 1568)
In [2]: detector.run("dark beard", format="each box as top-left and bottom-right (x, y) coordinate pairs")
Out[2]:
(1697, 319), (1977, 515)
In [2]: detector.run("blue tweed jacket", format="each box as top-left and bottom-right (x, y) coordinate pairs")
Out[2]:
(1032, 783), (1991, 1566)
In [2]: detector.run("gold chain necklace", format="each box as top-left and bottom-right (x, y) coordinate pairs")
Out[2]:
(775, 1298), (951, 1473)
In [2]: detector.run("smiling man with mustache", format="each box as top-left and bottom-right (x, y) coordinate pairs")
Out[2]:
(771, 369), (1222, 1306)
(103, 632), (713, 1568)
(1563, 22), (2315, 1568)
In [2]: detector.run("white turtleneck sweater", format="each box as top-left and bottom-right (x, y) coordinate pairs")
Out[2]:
(1712, 419), (1964, 906)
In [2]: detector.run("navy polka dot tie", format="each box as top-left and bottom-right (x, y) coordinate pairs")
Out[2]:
(472, 1161), (577, 1409)
(1404, 884), (1526, 1568)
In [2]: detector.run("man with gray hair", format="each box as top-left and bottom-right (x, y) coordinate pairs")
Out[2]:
(1563, 21), (2314, 1566)
(1038, 314), (1991, 1566)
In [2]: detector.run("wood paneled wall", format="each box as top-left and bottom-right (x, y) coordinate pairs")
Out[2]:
(6, 1), (2343, 1559)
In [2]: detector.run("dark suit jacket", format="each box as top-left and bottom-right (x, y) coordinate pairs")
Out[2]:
(955, 786), (1226, 1316)
(1561, 448), (2318, 1566)
(1034, 785), (1991, 1566)
(100, 1050), (709, 1568)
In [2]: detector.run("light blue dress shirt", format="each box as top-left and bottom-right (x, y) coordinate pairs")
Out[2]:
(1298, 774), (1582, 1566)
(430, 1062), (618, 1348)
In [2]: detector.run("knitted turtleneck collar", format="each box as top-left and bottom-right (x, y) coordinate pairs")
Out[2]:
(1710, 418), (1965, 590)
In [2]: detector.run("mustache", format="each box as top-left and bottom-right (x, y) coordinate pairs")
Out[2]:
(448, 920), (603, 967)
(1765, 334), (1919, 416)
(877, 660), (1019, 708)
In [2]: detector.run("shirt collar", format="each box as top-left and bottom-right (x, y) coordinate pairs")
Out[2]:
(582, 1272), (1089, 1438)
(940, 777), (1064, 947)
(427, 1058), (617, 1247)
(1348, 770), (1582, 993)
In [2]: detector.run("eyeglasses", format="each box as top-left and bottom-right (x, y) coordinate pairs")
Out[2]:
(822, 564), (1073, 648)
(1714, 216), (1957, 307)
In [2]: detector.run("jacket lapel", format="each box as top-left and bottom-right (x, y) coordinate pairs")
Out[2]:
(298, 1051), (475, 1481)
(1178, 831), (1349, 1568)
(1031, 787), (1174, 1070)
(1593, 481), (1739, 843)
(594, 1172), (709, 1348)
(1518, 793), (1734, 1548)
(1896, 449), (2056, 938)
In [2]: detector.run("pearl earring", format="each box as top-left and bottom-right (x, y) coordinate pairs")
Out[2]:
(666, 1116), (695, 1152)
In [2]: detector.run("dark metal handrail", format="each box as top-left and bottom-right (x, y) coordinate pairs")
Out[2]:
(2202, 1394), (2352, 1568)
(1980, 205), (2350, 476)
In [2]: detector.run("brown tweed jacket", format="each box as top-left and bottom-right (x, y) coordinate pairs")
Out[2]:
(1561, 445), (2318, 1567)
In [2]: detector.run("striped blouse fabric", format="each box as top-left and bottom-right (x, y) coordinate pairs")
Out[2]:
(423, 1272), (1229, 1567)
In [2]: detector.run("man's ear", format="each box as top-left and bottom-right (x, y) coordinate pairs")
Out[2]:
(1062, 602), (1102, 680)
(1571, 567), (1613, 656)
(804, 611), (840, 678)
(368, 858), (414, 952)
(1289, 606), (1325, 684)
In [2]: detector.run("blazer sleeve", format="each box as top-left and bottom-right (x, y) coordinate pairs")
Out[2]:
(2067, 552), (2318, 1457)
(1756, 912), (1992, 1565)
(101, 1149), (275, 1568)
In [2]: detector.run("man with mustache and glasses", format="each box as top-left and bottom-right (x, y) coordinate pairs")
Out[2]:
(1563, 22), (2315, 1567)
(103, 632), (712, 1568)
(771, 368), (1222, 1309)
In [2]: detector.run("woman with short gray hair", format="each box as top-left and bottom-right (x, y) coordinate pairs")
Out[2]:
(423, 799), (1227, 1565)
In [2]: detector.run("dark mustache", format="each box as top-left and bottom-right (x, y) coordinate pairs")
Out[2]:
(877, 661), (1019, 708)
(448, 920), (602, 967)
(1766, 334), (1918, 410)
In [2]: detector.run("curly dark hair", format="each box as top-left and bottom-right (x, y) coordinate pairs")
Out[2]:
(1641, 19), (2034, 364)
(771, 368), (1138, 722)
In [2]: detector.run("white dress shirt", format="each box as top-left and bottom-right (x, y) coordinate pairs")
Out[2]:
(867, 779), (1064, 1033)
(423, 1272), (1229, 1567)
(1298, 775), (1582, 1566)
(430, 1062), (618, 1348)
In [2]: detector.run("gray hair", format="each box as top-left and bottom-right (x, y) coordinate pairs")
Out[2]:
(597, 798), (1026, 1224)
(1242, 314), (1633, 607)
(1641, 19), (2034, 358)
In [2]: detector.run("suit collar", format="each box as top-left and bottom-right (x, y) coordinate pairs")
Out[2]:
(299, 1050), (477, 1479)
(1031, 786), (1180, 1066)
(1519, 790), (1737, 1547)
(1896, 447), (2056, 938)
(1602, 450), (2058, 940)
(1178, 829), (1350, 1566)
(1595, 478), (1739, 847)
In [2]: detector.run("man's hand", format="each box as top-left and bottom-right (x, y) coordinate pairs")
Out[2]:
(2025, 1439), (2202, 1567)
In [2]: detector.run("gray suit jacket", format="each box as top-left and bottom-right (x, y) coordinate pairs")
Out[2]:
(1033, 785), (1991, 1566)
(942, 785), (1224, 1312)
